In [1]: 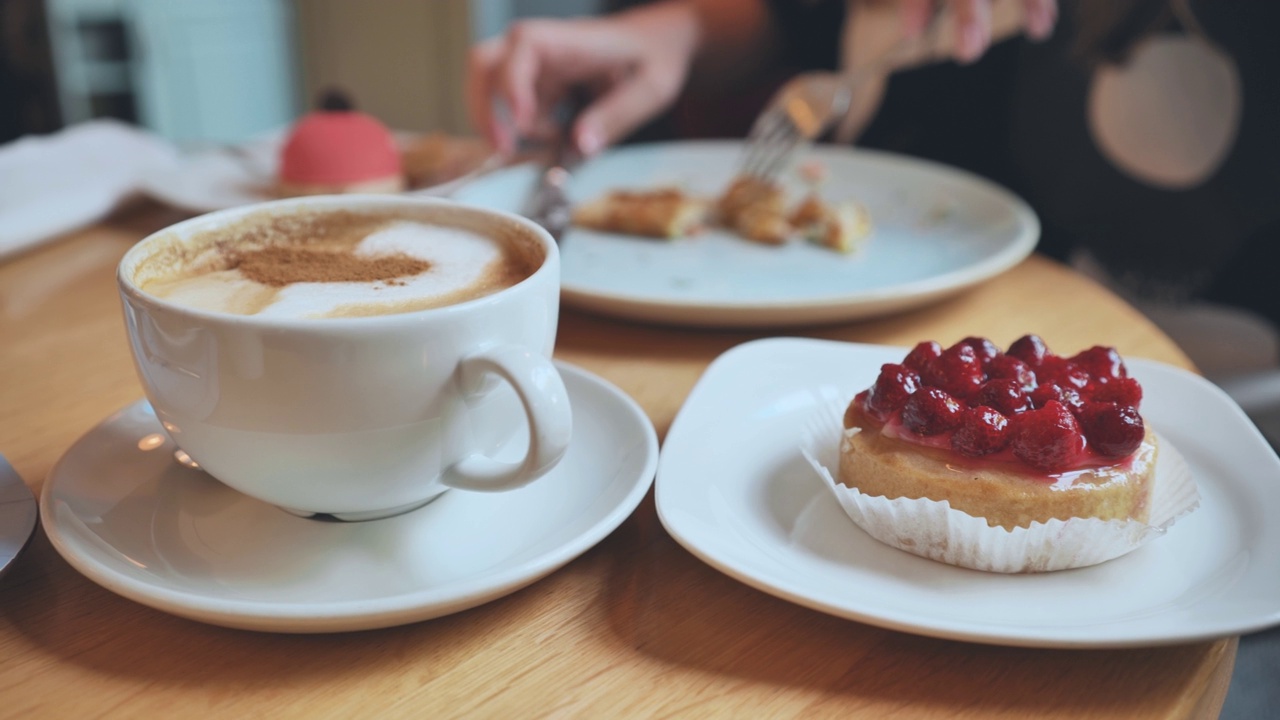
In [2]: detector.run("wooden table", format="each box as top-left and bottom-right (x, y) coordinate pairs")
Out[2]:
(0, 205), (1236, 718)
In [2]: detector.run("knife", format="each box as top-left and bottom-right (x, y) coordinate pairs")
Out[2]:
(525, 161), (577, 243)
(0, 454), (37, 580)
(523, 93), (586, 243)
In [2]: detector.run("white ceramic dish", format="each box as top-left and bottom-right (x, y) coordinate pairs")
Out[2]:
(452, 140), (1038, 327)
(40, 362), (657, 633)
(0, 455), (38, 579)
(138, 131), (497, 214)
(655, 337), (1280, 648)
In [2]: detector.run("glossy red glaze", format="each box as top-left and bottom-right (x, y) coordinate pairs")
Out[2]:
(877, 412), (1115, 477)
(855, 336), (1148, 476)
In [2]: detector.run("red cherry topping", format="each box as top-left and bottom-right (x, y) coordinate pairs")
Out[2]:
(903, 341), (943, 373)
(901, 388), (964, 436)
(849, 335), (1148, 473)
(1008, 334), (1050, 367)
(953, 337), (1000, 365)
(986, 354), (1037, 391)
(1037, 357), (1090, 391)
(1061, 386), (1086, 412)
(1077, 402), (1145, 458)
(1029, 383), (1064, 409)
(952, 406), (1011, 457)
(1071, 346), (1128, 380)
(1029, 383), (1085, 413)
(864, 363), (921, 419)
(924, 344), (986, 400)
(1010, 401), (1086, 472)
(1028, 384), (1054, 408)
(976, 378), (1032, 415)
(1092, 376), (1143, 407)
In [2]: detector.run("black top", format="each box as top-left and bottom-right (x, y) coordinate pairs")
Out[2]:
(762, 0), (1280, 324)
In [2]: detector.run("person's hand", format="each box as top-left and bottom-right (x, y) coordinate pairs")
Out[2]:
(467, 2), (701, 157)
(900, 0), (1058, 64)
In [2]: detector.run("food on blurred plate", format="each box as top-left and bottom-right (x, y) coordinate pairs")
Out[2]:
(719, 175), (872, 250)
(840, 335), (1159, 532)
(277, 91), (405, 196)
(400, 132), (492, 189)
(789, 195), (872, 253)
(275, 90), (492, 198)
(572, 165), (872, 252)
(717, 176), (791, 244)
(572, 188), (707, 238)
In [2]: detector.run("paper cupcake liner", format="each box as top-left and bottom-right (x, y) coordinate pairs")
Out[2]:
(800, 396), (1199, 573)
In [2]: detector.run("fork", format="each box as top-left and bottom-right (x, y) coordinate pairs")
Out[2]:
(739, 10), (950, 182)
(521, 88), (588, 243)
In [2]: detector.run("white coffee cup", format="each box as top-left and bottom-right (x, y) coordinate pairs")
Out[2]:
(117, 195), (571, 521)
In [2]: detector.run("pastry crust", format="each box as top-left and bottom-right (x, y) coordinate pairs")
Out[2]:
(572, 188), (706, 238)
(717, 176), (791, 244)
(791, 195), (872, 253)
(570, 171), (873, 251)
(400, 133), (491, 189)
(839, 404), (1157, 530)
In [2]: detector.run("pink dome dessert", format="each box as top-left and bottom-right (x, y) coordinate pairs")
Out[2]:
(277, 91), (404, 195)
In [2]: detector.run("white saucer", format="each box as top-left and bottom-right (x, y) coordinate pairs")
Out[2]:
(40, 361), (657, 633)
(0, 454), (38, 579)
(656, 337), (1280, 648)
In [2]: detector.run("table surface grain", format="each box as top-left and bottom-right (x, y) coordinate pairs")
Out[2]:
(0, 205), (1235, 719)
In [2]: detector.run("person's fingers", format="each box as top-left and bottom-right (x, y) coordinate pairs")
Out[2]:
(899, 0), (933, 38)
(469, 10), (691, 156)
(572, 66), (678, 156)
(489, 18), (641, 147)
(494, 21), (547, 136)
(902, 0), (992, 63)
(465, 38), (513, 153)
(901, 0), (1055, 63)
(951, 0), (991, 64)
(1021, 0), (1057, 41)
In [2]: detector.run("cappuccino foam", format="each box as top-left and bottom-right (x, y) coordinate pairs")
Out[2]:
(134, 209), (540, 319)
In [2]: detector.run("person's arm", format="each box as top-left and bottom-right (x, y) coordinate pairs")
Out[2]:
(465, 0), (1058, 156)
(685, 0), (783, 88)
(467, 0), (779, 156)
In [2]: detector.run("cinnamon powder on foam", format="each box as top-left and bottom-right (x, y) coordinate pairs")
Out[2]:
(230, 246), (430, 287)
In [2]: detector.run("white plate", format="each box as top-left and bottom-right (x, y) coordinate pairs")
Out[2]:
(452, 140), (1038, 327)
(40, 362), (657, 633)
(138, 131), (497, 214)
(655, 337), (1280, 648)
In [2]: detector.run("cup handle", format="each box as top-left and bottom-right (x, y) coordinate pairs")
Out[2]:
(441, 345), (572, 492)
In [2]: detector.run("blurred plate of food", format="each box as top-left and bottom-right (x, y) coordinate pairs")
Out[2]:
(452, 140), (1039, 328)
(139, 126), (497, 214)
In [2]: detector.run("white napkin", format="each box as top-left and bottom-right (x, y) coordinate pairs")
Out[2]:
(0, 120), (178, 259)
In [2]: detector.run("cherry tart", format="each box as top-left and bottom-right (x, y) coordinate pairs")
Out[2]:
(840, 335), (1158, 530)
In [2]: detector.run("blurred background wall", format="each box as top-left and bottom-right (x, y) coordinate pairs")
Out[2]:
(0, 0), (62, 141)
(0, 0), (607, 146)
